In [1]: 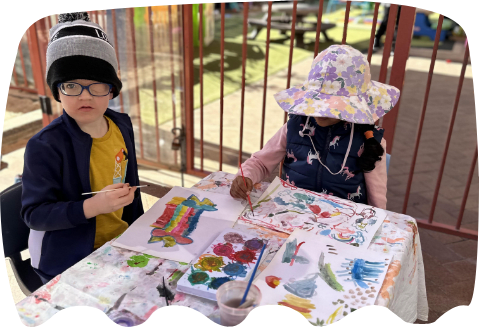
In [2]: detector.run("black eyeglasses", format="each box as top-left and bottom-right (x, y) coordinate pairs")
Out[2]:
(57, 82), (113, 97)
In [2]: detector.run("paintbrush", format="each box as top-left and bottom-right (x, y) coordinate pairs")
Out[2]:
(82, 185), (149, 195)
(239, 163), (254, 216)
(239, 243), (267, 306)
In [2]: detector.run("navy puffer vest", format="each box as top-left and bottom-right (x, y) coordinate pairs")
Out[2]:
(282, 115), (383, 204)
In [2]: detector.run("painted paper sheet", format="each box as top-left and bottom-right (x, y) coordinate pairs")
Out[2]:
(192, 171), (270, 205)
(254, 229), (393, 325)
(240, 177), (388, 247)
(113, 187), (246, 263)
(176, 228), (269, 301)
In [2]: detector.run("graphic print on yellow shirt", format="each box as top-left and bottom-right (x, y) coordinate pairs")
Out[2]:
(90, 116), (129, 249)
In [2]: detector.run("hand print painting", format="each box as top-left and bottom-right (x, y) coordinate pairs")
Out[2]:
(254, 229), (392, 325)
(240, 177), (387, 247)
(113, 187), (245, 263)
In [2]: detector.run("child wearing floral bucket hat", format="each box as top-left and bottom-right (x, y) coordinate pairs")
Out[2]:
(230, 45), (400, 209)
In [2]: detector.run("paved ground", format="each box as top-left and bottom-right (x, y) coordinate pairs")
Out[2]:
(1, 46), (476, 322)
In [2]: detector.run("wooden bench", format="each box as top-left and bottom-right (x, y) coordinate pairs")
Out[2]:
(248, 17), (336, 48)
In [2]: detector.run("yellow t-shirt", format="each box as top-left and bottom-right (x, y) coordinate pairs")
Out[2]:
(90, 116), (129, 249)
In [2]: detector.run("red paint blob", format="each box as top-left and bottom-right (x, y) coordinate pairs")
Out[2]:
(213, 243), (234, 259)
(308, 205), (321, 215)
(265, 276), (281, 288)
(233, 249), (257, 264)
(321, 212), (331, 218)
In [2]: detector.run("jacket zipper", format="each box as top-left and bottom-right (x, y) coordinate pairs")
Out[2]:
(316, 126), (332, 192)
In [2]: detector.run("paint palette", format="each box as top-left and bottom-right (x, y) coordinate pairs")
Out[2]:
(176, 228), (269, 301)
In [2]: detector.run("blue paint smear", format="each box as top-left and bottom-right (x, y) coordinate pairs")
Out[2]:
(320, 229), (331, 236)
(183, 209), (204, 236)
(283, 276), (318, 299)
(273, 197), (288, 206)
(319, 199), (343, 209)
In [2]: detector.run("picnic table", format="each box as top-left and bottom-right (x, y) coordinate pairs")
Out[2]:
(248, 3), (336, 48)
(15, 171), (428, 326)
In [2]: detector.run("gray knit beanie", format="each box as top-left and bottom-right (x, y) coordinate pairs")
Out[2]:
(46, 12), (122, 102)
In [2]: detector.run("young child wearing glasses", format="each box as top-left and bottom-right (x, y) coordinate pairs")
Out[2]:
(21, 12), (143, 284)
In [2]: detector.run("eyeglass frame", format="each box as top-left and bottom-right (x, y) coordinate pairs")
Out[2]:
(57, 82), (113, 97)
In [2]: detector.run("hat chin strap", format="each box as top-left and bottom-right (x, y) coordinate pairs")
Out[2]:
(302, 116), (354, 175)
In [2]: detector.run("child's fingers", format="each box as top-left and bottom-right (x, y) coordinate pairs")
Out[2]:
(103, 183), (126, 190)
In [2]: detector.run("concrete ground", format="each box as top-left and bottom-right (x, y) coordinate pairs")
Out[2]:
(1, 47), (476, 322)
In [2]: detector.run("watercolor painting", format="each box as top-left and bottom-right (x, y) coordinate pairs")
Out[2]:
(191, 171), (270, 205)
(176, 228), (268, 301)
(112, 187), (245, 263)
(149, 195), (218, 247)
(254, 229), (391, 325)
(240, 177), (387, 247)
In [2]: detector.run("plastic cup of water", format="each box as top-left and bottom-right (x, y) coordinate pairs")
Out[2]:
(216, 281), (262, 326)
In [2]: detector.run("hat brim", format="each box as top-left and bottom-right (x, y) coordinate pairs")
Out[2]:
(273, 80), (400, 124)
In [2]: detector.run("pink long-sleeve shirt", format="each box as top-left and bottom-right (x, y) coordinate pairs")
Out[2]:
(238, 123), (388, 209)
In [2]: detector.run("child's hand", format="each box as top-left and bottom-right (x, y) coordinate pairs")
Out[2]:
(230, 176), (253, 200)
(83, 183), (137, 219)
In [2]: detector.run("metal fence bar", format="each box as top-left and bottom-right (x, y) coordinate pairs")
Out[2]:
(177, 5), (186, 168)
(219, 3), (226, 171)
(367, 2), (380, 64)
(12, 58), (19, 86)
(455, 146), (477, 230)
(381, 5), (416, 152)
(378, 4), (399, 83)
(111, 9), (124, 113)
(260, 2), (273, 150)
(18, 42), (28, 87)
(168, 6), (178, 166)
(283, 0), (298, 124)
(128, 7), (144, 159)
(429, 44), (470, 224)
(27, 22), (50, 125)
(238, 3), (249, 167)
(147, 7), (160, 163)
(199, 4), (205, 171)
(183, 4), (195, 173)
(280, 0), (298, 177)
(402, 15), (444, 214)
(342, 1), (351, 44)
(314, 0), (325, 57)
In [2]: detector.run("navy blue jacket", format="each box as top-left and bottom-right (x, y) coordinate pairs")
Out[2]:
(21, 109), (143, 280)
(282, 115), (383, 204)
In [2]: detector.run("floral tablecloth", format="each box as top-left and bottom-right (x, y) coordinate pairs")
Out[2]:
(15, 172), (428, 326)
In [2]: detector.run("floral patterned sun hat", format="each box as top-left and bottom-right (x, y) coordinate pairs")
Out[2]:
(273, 44), (400, 124)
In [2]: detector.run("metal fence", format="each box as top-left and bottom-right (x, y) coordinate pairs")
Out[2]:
(8, 1), (477, 239)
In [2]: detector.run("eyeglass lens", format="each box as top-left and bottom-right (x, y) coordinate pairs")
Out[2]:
(60, 83), (110, 96)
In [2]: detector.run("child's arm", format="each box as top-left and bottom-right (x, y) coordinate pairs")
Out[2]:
(238, 123), (288, 184)
(364, 138), (388, 210)
(21, 138), (89, 231)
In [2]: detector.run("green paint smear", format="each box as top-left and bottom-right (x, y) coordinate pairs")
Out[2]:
(127, 255), (149, 268)
(170, 271), (184, 282)
(179, 262), (188, 265)
(318, 252), (344, 292)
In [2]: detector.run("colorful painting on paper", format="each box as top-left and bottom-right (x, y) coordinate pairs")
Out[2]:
(113, 187), (245, 263)
(240, 177), (387, 247)
(254, 229), (392, 325)
(176, 228), (268, 301)
(192, 171), (270, 205)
